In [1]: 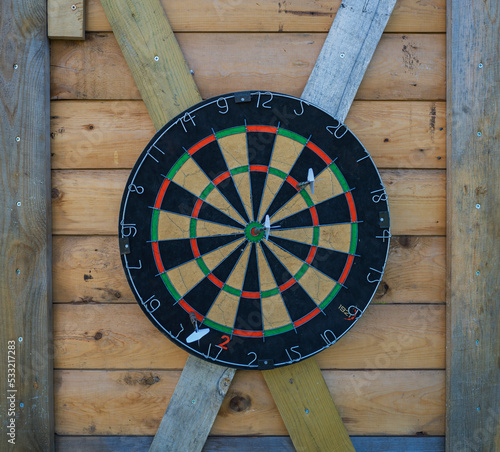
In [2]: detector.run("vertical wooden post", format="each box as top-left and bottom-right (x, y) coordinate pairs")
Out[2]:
(446, 0), (500, 450)
(0, 0), (53, 451)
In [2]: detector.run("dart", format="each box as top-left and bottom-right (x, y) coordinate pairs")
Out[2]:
(297, 168), (321, 194)
(186, 312), (210, 344)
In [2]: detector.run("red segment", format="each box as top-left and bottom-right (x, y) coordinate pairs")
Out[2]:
(152, 241), (165, 274)
(306, 141), (333, 165)
(233, 328), (264, 337)
(249, 164), (268, 173)
(285, 175), (299, 190)
(241, 291), (260, 299)
(154, 178), (170, 209)
(294, 307), (322, 328)
(306, 246), (317, 264)
(345, 191), (357, 222)
(338, 254), (355, 284)
(187, 135), (216, 155)
(247, 125), (277, 134)
(279, 278), (296, 292)
(212, 171), (230, 186)
(190, 238), (200, 258)
(178, 299), (204, 322)
(192, 198), (203, 218)
(207, 273), (224, 288)
(309, 206), (319, 225)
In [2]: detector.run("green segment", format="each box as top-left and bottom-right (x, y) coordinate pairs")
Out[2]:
(299, 189), (314, 207)
(215, 126), (246, 139)
(190, 218), (197, 238)
(319, 284), (342, 310)
(264, 323), (294, 337)
(294, 263), (309, 281)
(268, 167), (287, 179)
(350, 223), (358, 254)
(330, 162), (350, 192)
(161, 273), (181, 301)
(203, 318), (233, 334)
(167, 153), (190, 179)
(261, 288), (280, 298)
(222, 284), (241, 296)
(230, 165), (249, 175)
(151, 209), (160, 241)
(278, 128), (308, 144)
(196, 257), (210, 276)
(200, 183), (215, 200)
(312, 226), (320, 246)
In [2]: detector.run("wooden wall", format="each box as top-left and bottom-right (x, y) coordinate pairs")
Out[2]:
(50, 0), (447, 449)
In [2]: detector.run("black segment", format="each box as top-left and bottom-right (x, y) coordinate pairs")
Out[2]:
(314, 195), (352, 225)
(271, 207), (314, 229)
(197, 202), (244, 229)
(260, 241), (294, 286)
(267, 236), (311, 262)
(233, 297), (263, 332)
(280, 283), (319, 322)
(288, 146), (328, 183)
(160, 181), (199, 216)
(212, 241), (249, 282)
(157, 239), (194, 271)
(196, 234), (244, 257)
(242, 244), (260, 292)
(250, 171), (268, 222)
(262, 183), (298, 221)
(310, 248), (349, 282)
(247, 132), (275, 166)
(183, 277), (222, 317)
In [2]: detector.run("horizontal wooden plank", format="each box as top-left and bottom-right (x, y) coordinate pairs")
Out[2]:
(50, 33), (445, 101)
(51, 169), (446, 235)
(53, 235), (444, 304)
(53, 304), (444, 370)
(86, 0), (445, 33)
(55, 435), (446, 452)
(50, 100), (446, 170)
(54, 369), (444, 435)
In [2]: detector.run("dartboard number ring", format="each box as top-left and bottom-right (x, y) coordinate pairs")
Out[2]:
(119, 91), (390, 370)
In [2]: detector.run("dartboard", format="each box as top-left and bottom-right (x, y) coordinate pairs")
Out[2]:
(119, 91), (390, 370)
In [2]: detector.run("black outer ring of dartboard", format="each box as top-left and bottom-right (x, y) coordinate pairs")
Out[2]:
(118, 91), (390, 370)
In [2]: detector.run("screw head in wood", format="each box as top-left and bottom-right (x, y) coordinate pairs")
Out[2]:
(478, 63), (483, 68)
(16, 201), (21, 206)
(340, 53), (345, 58)
(154, 56), (159, 61)
(476, 204), (481, 209)
(71, 4), (77, 10)
(13, 64), (18, 69)
(16, 136), (20, 142)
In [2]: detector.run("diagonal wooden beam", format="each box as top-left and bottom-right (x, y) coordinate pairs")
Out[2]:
(263, 1), (396, 450)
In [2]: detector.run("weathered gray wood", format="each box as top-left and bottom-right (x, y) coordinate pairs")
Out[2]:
(302, 0), (397, 122)
(446, 0), (500, 451)
(0, 0), (53, 450)
(55, 435), (446, 451)
(149, 357), (235, 452)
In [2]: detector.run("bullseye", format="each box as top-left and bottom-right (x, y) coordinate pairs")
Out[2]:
(245, 221), (265, 242)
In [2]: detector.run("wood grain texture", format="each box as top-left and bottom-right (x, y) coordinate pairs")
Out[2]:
(99, 0), (201, 130)
(50, 99), (446, 170)
(55, 435), (446, 452)
(446, 0), (500, 450)
(149, 356), (235, 452)
(302, 0), (397, 122)
(51, 169), (446, 236)
(263, 358), (354, 451)
(48, 0), (85, 40)
(52, 235), (445, 304)
(50, 33), (446, 102)
(0, 0), (53, 450)
(53, 304), (445, 370)
(85, 0), (446, 33)
(54, 369), (445, 436)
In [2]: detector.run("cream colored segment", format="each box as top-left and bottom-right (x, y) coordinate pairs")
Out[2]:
(269, 134), (304, 174)
(232, 172), (252, 221)
(224, 243), (251, 291)
(205, 290), (240, 328)
(261, 294), (292, 330)
(271, 226), (314, 246)
(318, 223), (352, 254)
(166, 259), (205, 298)
(200, 238), (243, 274)
(204, 185), (246, 224)
(217, 133), (248, 170)
(297, 264), (336, 306)
(171, 156), (211, 198)
(265, 240), (304, 278)
(258, 173), (285, 221)
(195, 219), (243, 237)
(311, 165), (344, 204)
(157, 211), (191, 241)
(256, 245), (278, 292)
(270, 191), (308, 223)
